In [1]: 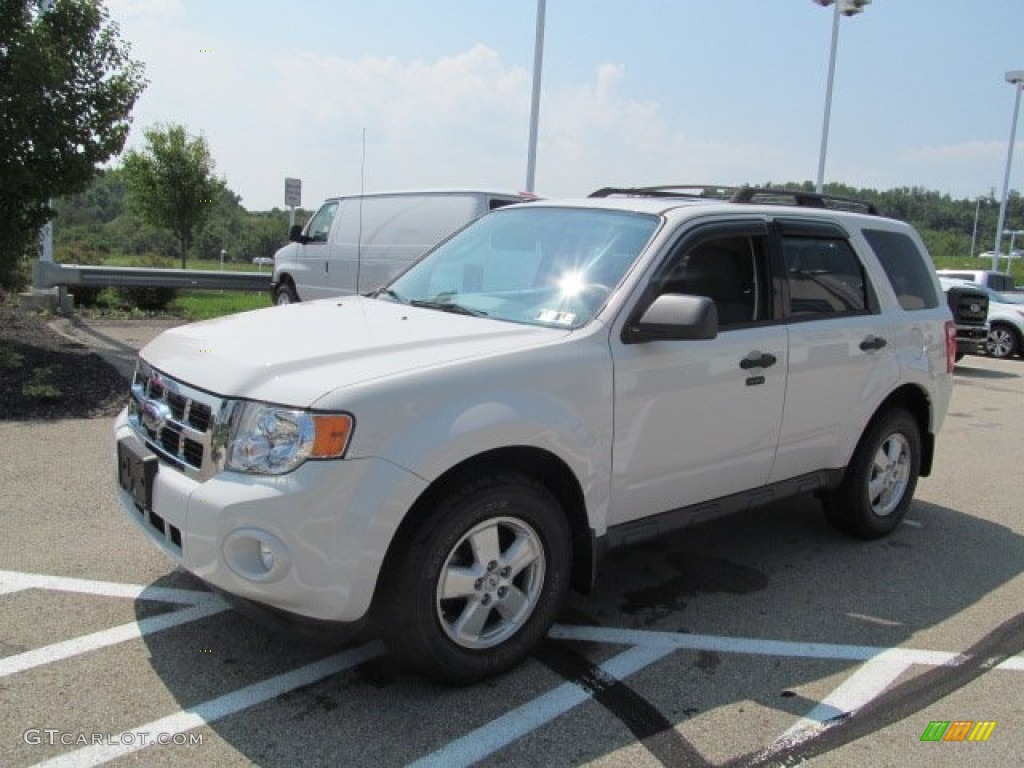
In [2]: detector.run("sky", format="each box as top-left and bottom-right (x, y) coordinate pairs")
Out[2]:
(104, 0), (1024, 212)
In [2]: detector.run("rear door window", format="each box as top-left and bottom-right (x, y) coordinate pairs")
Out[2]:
(779, 233), (869, 317)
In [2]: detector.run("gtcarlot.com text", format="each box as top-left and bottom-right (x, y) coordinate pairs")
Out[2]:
(23, 729), (203, 747)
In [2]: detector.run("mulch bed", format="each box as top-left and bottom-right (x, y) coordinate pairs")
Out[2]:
(0, 304), (128, 420)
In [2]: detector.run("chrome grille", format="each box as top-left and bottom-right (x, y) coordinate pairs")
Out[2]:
(127, 360), (230, 481)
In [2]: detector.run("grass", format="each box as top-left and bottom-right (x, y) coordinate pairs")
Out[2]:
(0, 345), (25, 369)
(169, 291), (272, 321)
(22, 367), (62, 401)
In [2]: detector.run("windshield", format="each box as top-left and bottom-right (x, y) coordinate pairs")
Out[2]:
(381, 207), (659, 328)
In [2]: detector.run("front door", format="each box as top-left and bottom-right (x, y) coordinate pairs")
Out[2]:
(609, 220), (788, 525)
(295, 200), (338, 300)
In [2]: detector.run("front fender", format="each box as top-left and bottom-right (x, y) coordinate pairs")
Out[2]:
(334, 335), (614, 535)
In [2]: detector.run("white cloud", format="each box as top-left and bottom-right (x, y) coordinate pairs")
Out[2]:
(112, 28), (811, 208)
(105, 0), (182, 20)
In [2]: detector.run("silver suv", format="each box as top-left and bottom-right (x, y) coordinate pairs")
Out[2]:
(116, 185), (955, 683)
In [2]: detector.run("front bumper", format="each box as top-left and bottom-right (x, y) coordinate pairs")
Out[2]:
(114, 408), (428, 623)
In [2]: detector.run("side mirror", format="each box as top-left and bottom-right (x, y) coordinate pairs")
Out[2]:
(622, 294), (718, 344)
(288, 224), (305, 243)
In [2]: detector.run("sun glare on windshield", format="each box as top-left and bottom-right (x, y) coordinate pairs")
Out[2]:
(557, 271), (587, 298)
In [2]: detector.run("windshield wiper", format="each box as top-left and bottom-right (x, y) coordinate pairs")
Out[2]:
(370, 288), (407, 303)
(409, 299), (488, 317)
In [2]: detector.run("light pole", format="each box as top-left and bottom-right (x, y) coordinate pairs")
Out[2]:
(992, 70), (1024, 272)
(37, 0), (56, 269)
(971, 197), (984, 258)
(525, 0), (546, 194)
(813, 0), (871, 193)
(1003, 229), (1024, 271)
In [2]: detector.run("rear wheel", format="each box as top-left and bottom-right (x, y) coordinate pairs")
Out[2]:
(380, 473), (571, 684)
(986, 323), (1019, 359)
(823, 408), (921, 539)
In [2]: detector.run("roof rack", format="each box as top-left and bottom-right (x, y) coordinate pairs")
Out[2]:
(729, 187), (879, 215)
(589, 184), (736, 200)
(588, 184), (880, 215)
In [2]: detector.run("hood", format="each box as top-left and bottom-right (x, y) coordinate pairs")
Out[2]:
(140, 297), (568, 406)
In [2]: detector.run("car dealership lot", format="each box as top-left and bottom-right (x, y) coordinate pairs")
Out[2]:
(1, 350), (1022, 767)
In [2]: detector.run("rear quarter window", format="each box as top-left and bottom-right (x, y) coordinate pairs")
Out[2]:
(862, 229), (940, 310)
(992, 274), (1015, 291)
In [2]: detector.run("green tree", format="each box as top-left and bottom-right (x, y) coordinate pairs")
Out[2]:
(0, 0), (146, 291)
(122, 123), (221, 269)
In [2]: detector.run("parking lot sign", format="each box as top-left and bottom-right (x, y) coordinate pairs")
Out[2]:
(284, 177), (302, 208)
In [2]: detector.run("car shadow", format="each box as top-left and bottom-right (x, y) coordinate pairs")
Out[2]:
(954, 360), (1020, 378)
(135, 494), (1024, 766)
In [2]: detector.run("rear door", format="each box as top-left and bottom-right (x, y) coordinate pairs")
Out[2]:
(609, 219), (788, 525)
(767, 218), (898, 482)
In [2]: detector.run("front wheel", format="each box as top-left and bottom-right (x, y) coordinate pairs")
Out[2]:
(273, 282), (299, 306)
(379, 473), (571, 684)
(986, 323), (1019, 359)
(823, 408), (921, 539)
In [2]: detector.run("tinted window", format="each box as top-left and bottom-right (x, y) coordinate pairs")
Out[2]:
(864, 229), (940, 310)
(992, 274), (1015, 291)
(655, 234), (767, 327)
(782, 237), (867, 316)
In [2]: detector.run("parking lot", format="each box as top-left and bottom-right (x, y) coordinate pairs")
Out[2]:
(1, 332), (1022, 767)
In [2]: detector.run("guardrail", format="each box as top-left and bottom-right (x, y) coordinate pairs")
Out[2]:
(32, 260), (273, 292)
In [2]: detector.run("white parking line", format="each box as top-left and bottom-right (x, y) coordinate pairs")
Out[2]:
(997, 655), (1024, 671)
(0, 570), (211, 605)
(550, 624), (968, 667)
(0, 600), (228, 678)
(408, 644), (676, 768)
(30, 643), (384, 768)
(5, 571), (1022, 767)
(779, 648), (912, 739)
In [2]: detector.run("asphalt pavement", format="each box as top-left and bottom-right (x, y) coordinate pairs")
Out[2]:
(48, 315), (185, 379)
(1, 319), (1021, 768)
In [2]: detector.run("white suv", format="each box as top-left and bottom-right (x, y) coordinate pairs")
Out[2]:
(115, 186), (955, 683)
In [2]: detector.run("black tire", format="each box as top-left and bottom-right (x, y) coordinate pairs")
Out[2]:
(823, 408), (921, 540)
(986, 323), (1020, 359)
(273, 281), (299, 306)
(379, 472), (571, 684)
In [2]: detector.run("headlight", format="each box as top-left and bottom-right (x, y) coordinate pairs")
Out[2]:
(226, 403), (353, 475)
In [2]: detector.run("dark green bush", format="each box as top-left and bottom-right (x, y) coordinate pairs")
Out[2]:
(115, 286), (178, 311)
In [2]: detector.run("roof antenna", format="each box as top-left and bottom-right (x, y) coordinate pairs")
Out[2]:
(356, 127), (366, 293)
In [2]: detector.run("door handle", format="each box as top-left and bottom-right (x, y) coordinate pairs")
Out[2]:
(739, 351), (777, 370)
(859, 335), (888, 351)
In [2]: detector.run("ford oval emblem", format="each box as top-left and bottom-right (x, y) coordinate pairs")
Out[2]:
(969, 303), (981, 312)
(141, 399), (171, 433)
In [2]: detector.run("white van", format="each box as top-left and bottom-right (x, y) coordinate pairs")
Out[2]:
(271, 190), (532, 304)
